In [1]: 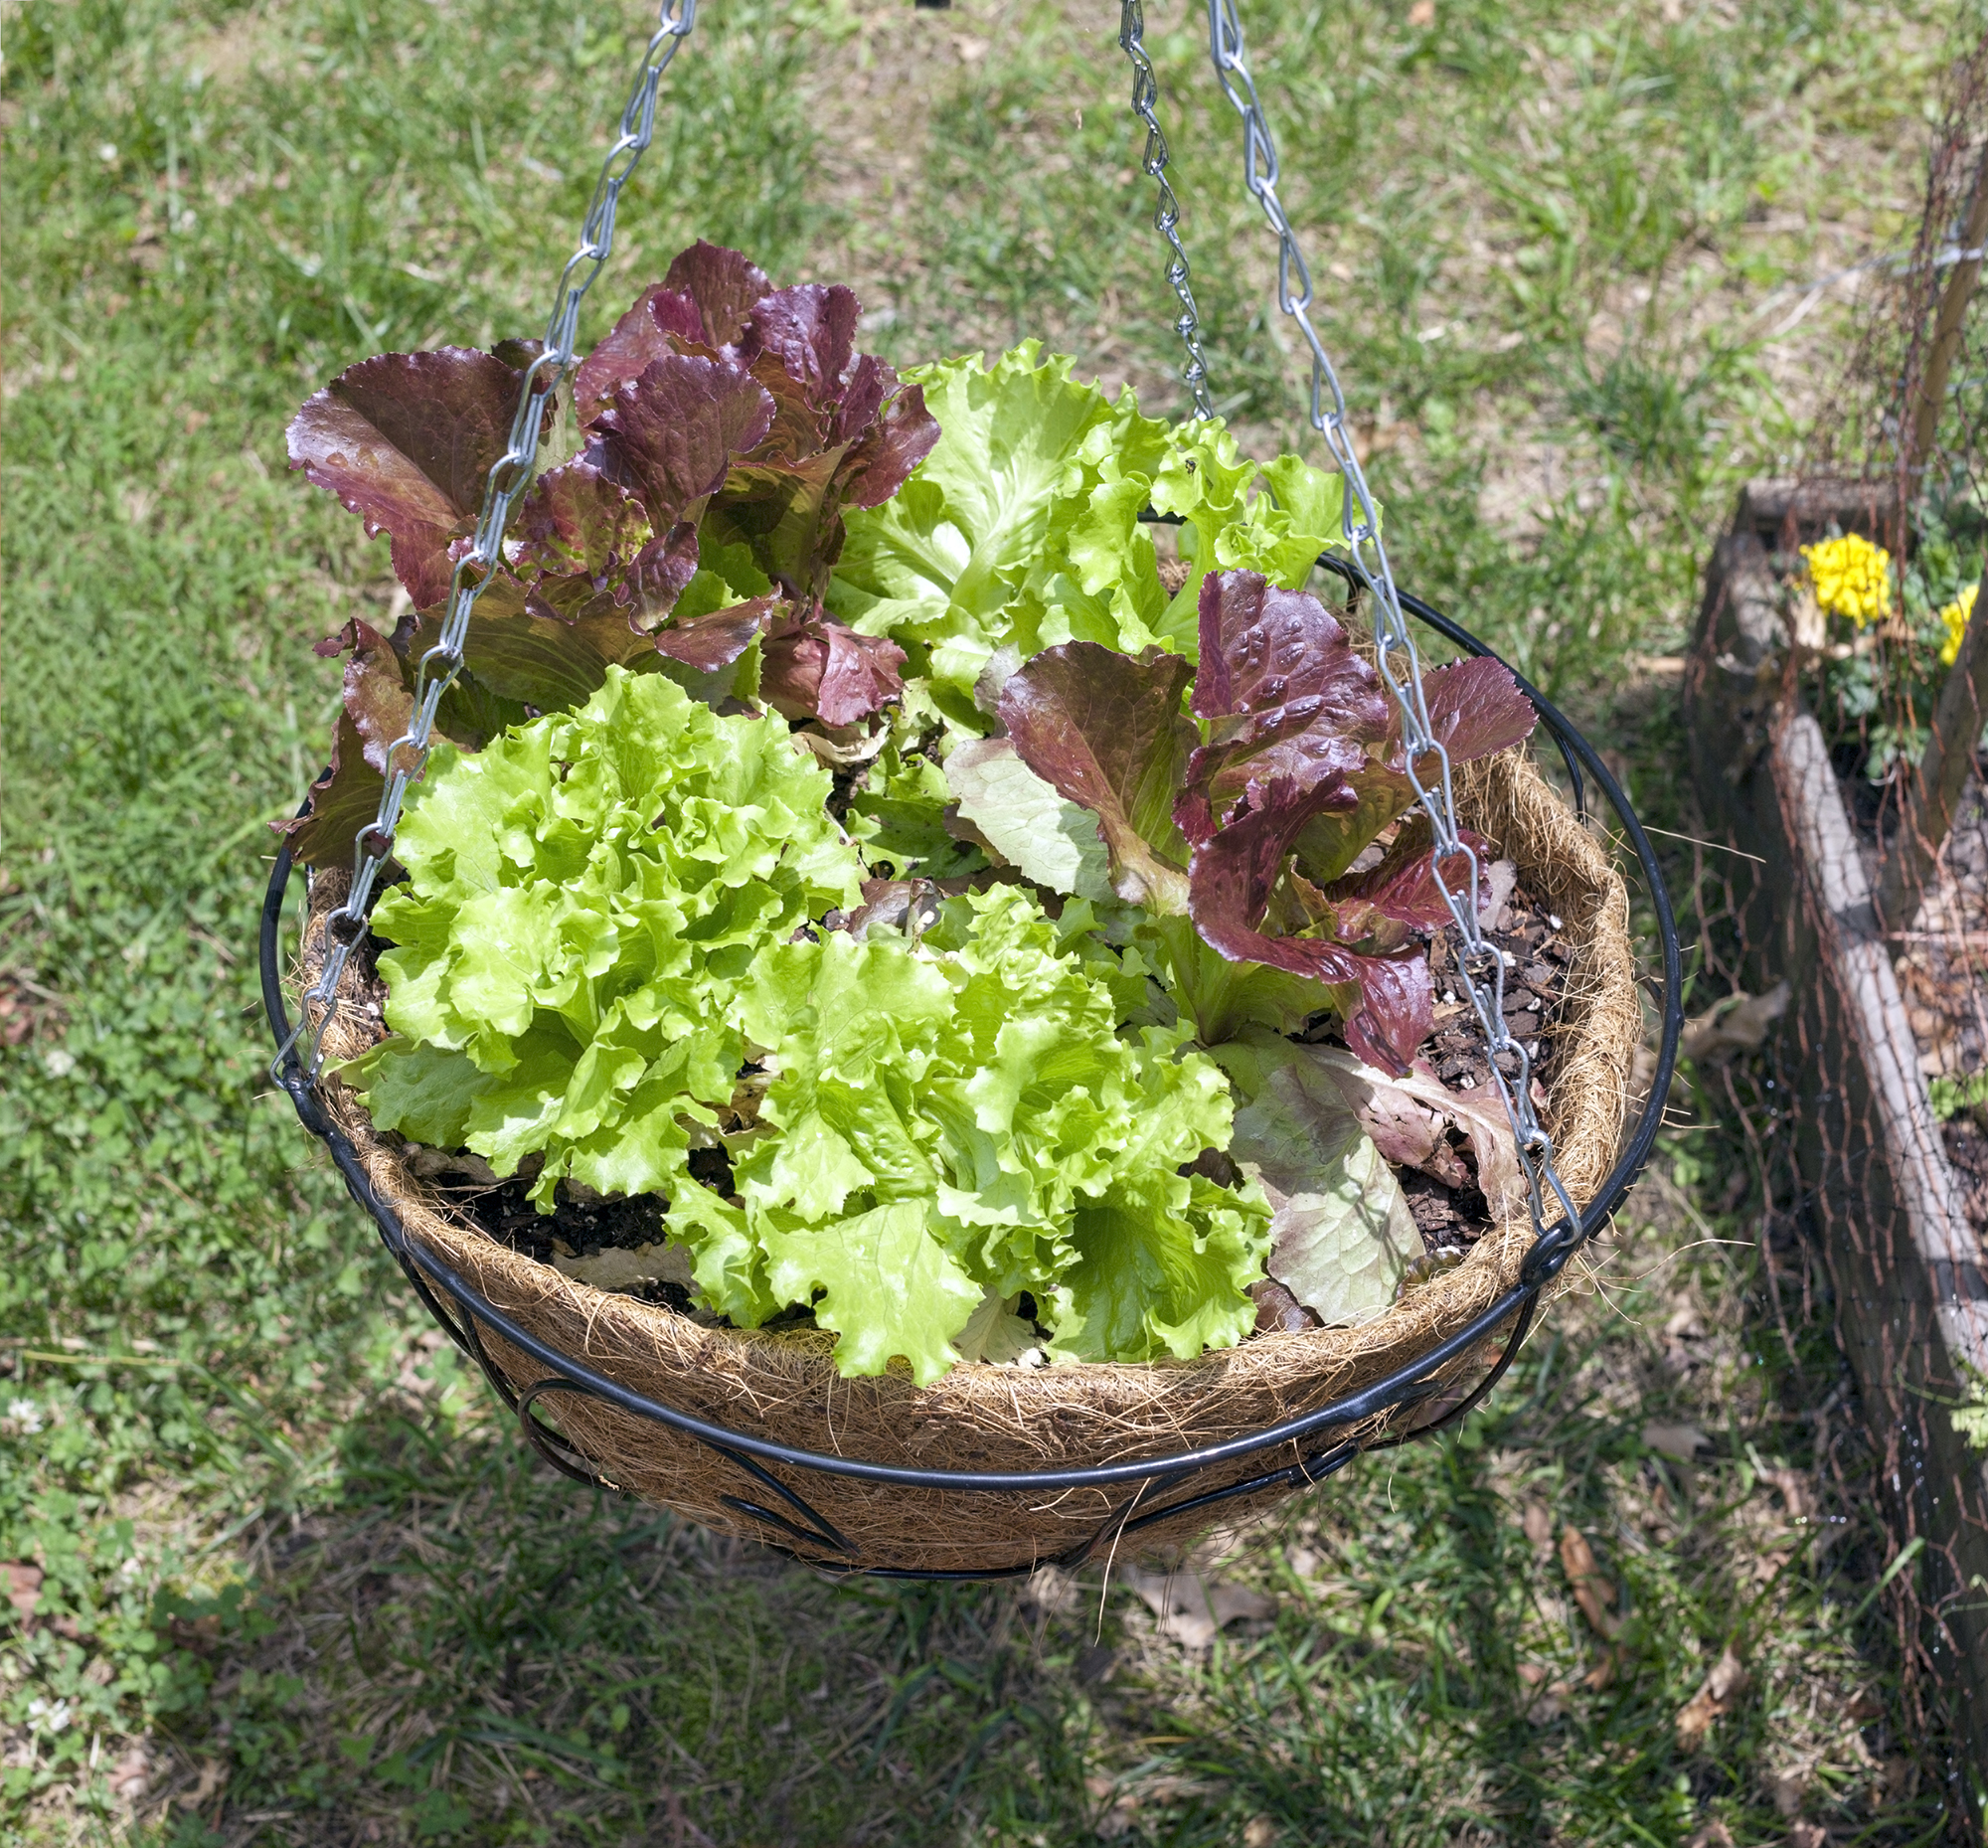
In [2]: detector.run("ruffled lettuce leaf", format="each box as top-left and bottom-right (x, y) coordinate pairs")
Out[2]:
(731, 887), (1267, 1380)
(829, 346), (1348, 710)
(350, 704), (1265, 1381)
(345, 667), (862, 1316)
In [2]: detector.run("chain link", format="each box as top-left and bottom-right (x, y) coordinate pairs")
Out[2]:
(1118, 0), (1215, 420)
(1202, 0), (1580, 1246)
(274, 0), (699, 1084)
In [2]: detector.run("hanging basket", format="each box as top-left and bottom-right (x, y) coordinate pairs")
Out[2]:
(256, 0), (1679, 1579)
(262, 593), (1668, 1579)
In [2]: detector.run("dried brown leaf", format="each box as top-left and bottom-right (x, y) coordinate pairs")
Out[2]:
(1675, 1645), (1747, 1751)
(1559, 1526), (1621, 1641)
(1642, 1420), (1711, 1461)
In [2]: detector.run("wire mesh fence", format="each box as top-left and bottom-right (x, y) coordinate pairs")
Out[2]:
(1682, 30), (1988, 1812)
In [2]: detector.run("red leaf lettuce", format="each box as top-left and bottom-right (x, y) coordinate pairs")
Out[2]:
(997, 570), (1536, 1073)
(281, 244), (935, 865)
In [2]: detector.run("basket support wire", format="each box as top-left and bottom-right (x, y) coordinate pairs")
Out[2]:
(271, 0), (700, 1085)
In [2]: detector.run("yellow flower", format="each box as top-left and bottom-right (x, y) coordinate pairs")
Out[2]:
(1800, 533), (1892, 626)
(1939, 581), (1978, 667)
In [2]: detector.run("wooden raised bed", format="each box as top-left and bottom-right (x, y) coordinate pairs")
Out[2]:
(1684, 479), (1988, 1796)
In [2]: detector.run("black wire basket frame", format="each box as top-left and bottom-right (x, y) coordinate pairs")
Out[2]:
(260, 559), (1684, 1582)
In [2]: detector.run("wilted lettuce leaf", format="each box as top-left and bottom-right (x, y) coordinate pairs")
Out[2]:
(1210, 1028), (1423, 1326)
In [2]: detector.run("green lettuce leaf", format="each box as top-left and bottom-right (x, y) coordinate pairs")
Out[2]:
(346, 666), (862, 1325)
(829, 343), (1356, 713)
(354, 728), (1266, 1380)
(731, 887), (1267, 1379)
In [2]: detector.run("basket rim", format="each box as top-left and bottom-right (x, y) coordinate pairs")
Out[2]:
(260, 581), (1683, 1500)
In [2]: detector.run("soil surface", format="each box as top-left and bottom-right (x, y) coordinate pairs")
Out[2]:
(1301, 878), (1571, 1255)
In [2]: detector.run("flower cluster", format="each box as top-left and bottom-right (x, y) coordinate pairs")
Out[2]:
(1938, 580), (1978, 667)
(1800, 533), (1893, 626)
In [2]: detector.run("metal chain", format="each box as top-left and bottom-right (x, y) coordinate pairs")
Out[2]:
(1118, 0), (1215, 420)
(1203, 0), (1580, 1249)
(274, 0), (699, 1084)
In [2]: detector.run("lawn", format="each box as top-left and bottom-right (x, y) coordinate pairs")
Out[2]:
(1, 0), (1978, 1840)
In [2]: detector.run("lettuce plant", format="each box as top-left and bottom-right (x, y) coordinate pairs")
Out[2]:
(281, 242), (935, 866)
(956, 572), (1536, 1073)
(828, 344), (1348, 717)
(306, 293), (1546, 1382)
(348, 668), (1266, 1382)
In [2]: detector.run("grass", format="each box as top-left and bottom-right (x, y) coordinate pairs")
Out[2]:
(1, 0), (1982, 1840)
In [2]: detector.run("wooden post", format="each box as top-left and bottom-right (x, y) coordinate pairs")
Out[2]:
(1906, 142), (1988, 483)
(1877, 558), (1988, 931)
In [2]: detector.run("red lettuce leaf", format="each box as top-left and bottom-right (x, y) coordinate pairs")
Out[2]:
(737, 284), (862, 411)
(1181, 571), (1392, 841)
(700, 282), (938, 594)
(1324, 817), (1493, 930)
(760, 604), (907, 726)
(1187, 774), (1434, 1075)
(996, 641), (1194, 912)
(653, 595), (783, 673)
(1291, 656), (1537, 881)
(572, 284), (711, 422)
(664, 240), (772, 349)
(322, 617), (417, 777)
(625, 522), (703, 625)
(273, 710), (388, 868)
(1417, 655), (1538, 762)
(286, 347), (535, 610)
(511, 458), (651, 578)
(588, 353), (776, 532)
(837, 376), (938, 511)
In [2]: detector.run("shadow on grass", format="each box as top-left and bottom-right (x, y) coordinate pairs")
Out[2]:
(127, 1201), (1957, 1848)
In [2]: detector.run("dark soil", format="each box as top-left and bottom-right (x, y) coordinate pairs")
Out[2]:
(1304, 878), (1573, 1254)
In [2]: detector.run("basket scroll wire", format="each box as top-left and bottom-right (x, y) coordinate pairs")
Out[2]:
(257, 0), (1684, 1579)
